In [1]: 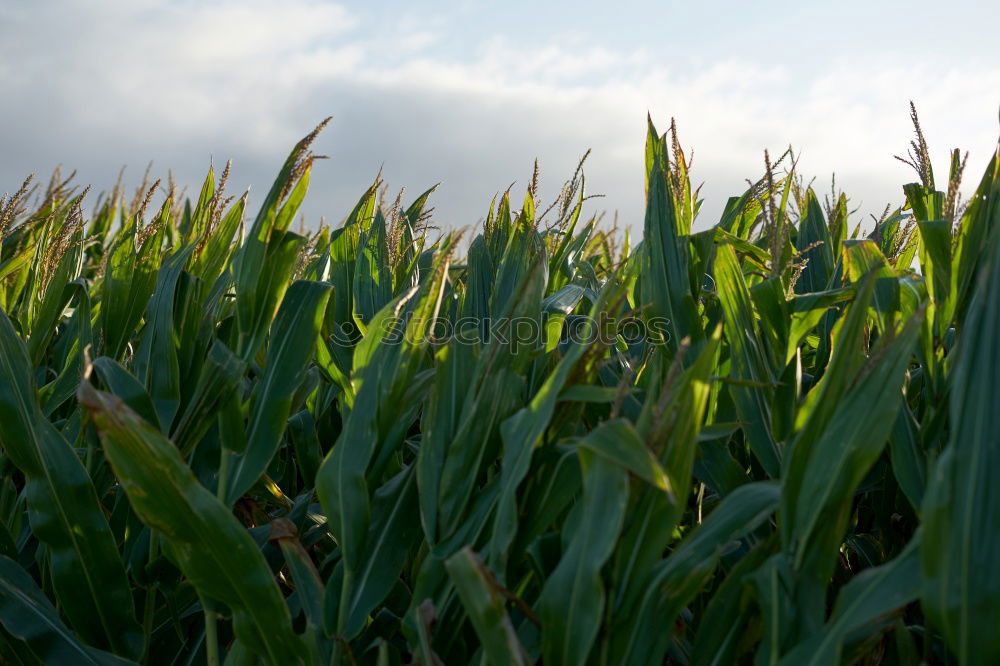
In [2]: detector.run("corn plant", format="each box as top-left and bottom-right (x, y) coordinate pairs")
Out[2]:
(0, 107), (997, 665)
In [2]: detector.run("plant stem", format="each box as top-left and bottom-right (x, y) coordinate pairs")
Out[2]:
(201, 447), (230, 666)
(331, 568), (353, 665)
(337, 567), (352, 635)
(203, 596), (220, 666)
(142, 531), (158, 661)
(217, 447), (231, 503)
(85, 439), (95, 475)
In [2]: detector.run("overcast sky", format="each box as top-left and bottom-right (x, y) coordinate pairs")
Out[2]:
(2, 0), (998, 236)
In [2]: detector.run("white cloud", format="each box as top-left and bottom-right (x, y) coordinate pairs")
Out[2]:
(1, 0), (997, 237)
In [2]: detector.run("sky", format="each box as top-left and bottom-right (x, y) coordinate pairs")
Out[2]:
(1, 0), (998, 237)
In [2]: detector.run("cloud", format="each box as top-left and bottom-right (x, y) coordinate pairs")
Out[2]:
(1, 0), (998, 237)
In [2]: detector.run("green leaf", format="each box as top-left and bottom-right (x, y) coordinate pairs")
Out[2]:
(191, 193), (246, 287)
(609, 326), (720, 628)
(445, 548), (527, 666)
(611, 481), (781, 664)
(28, 227), (83, 365)
(234, 229), (307, 360)
(786, 310), (921, 579)
(92, 357), (160, 428)
(0, 309), (141, 658)
(537, 444), (628, 665)
(316, 236), (456, 634)
(229, 138), (320, 358)
(134, 244), (196, 429)
(888, 400), (925, 510)
(777, 535), (921, 666)
(100, 213), (162, 360)
(488, 289), (603, 574)
(0, 556), (137, 666)
(689, 538), (776, 665)
(39, 278), (92, 416)
(353, 209), (393, 326)
(921, 226), (1000, 665)
(576, 418), (671, 494)
(714, 242), (780, 476)
(78, 378), (305, 665)
(170, 340), (247, 456)
(640, 138), (703, 356)
(341, 466), (421, 639)
(225, 280), (332, 504)
(794, 192), (835, 294)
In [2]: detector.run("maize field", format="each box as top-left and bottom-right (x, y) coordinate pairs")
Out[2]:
(0, 109), (997, 665)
